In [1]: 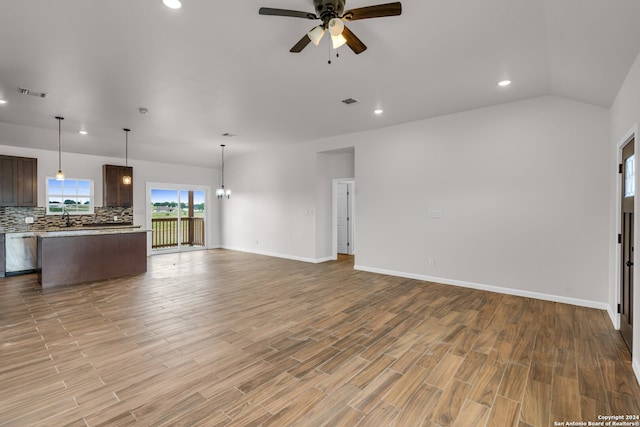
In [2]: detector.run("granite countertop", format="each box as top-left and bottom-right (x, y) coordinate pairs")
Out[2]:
(36, 226), (148, 238)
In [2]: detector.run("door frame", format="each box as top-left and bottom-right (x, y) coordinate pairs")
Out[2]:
(615, 126), (637, 346)
(332, 178), (355, 260)
(145, 182), (212, 255)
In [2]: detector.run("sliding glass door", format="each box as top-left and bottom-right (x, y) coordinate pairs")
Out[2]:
(150, 187), (207, 252)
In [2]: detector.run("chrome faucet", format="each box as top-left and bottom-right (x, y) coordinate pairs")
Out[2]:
(62, 210), (72, 227)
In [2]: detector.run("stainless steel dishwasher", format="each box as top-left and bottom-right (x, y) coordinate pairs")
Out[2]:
(5, 232), (38, 275)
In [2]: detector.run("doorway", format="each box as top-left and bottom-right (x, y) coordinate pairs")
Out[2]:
(337, 182), (353, 254)
(333, 178), (355, 259)
(620, 137), (635, 351)
(148, 186), (208, 253)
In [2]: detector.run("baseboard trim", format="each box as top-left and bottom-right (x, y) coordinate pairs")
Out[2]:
(354, 264), (609, 311)
(221, 246), (332, 264)
(607, 306), (620, 330)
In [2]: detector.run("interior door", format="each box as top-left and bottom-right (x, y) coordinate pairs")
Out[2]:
(620, 138), (634, 351)
(337, 182), (350, 254)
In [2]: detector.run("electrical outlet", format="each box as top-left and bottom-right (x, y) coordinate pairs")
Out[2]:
(113, 216), (118, 221)
(428, 259), (435, 268)
(25, 216), (34, 224)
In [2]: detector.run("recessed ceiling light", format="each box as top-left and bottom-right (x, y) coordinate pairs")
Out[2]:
(374, 109), (383, 115)
(78, 130), (88, 135)
(163, 0), (182, 9)
(0, 99), (7, 104)
(498, 80), (511, 87)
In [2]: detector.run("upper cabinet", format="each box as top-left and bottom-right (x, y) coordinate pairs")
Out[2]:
(0, 155), (38, 207)
(103, 164), (133, 207)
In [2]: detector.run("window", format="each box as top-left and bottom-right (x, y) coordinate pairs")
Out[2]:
(625, 154), (635, 198)
(46, 177), (94, 215)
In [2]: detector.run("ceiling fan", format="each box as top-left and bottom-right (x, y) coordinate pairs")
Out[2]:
(259, 0), (402, 54)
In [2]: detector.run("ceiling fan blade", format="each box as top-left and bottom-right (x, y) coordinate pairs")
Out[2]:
(342, 2), (402, 21)
(342, 25), (367, 54)
(290, 34), (312, 53)
(259, 7), (317, 19)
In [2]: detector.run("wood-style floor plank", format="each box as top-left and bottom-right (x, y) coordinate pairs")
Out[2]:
(0, 249), (638, 426)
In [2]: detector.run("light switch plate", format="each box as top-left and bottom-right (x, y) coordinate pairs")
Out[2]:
(428, 210), (443, 219)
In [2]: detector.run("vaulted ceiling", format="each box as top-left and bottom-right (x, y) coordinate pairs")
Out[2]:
(1, 0), (640, 167)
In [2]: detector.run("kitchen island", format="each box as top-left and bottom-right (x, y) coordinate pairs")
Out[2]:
(37, 227), (148, 288)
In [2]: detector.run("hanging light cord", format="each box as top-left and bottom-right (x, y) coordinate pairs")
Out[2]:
(221, 144), (225, 189)
(55, 116), (64, 171)
(124, 129), (129, 167)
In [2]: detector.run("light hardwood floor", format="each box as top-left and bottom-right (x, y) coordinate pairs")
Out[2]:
(1, 249), (639, 426)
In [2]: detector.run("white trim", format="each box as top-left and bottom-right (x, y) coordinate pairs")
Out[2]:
(222, 246), (332, 264)
(354, 264), (610, 310)
(332, 177), (355, 260)
(634, 359), (640, 387)
(607, 305), (619, 330)
(613, 125), (638, 329)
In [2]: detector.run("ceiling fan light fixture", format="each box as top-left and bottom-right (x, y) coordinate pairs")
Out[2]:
(328, 18), (344, 36)
(308, 26), (325, 46)
(332, 33), (347, 49)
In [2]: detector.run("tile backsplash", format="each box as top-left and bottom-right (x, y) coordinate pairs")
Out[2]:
(0, 206), (134, 233)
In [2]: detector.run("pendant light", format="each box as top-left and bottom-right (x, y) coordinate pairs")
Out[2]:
(122, 128), (132, 185)
(55, 116), (65, 181)
(216, 144), (231, 199)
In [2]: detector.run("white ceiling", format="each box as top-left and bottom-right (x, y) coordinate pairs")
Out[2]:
(1, 0), (640, 168)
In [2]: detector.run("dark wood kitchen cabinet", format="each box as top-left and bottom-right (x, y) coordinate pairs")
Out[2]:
(0, 155), (37, 207)
(1, 233), (5, 277)
(103, 164), (133, 207)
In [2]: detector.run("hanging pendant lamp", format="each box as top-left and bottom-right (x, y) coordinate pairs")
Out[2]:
(122, 128), (132, 185)
(55, 116), (65, 181)
(216, 144), (231, 199)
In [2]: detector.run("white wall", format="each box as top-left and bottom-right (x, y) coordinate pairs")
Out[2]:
(221, 143), (318, 261)
(0, 142), (221, 247)
(354, 96), (610, 306)
(224, 96), (610, 309)
(609, 51), (640, 382)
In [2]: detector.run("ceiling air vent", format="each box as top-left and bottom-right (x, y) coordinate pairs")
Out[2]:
(18, 87), (47, 98)
(341, 98), (358, 105)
